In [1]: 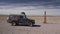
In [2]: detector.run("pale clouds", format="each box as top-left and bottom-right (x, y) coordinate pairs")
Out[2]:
(0, 6), (60, 16)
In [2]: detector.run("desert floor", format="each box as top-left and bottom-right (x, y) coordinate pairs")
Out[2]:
(0, 16), (60, 34)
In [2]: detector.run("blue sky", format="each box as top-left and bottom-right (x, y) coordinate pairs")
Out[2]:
(0, 0), (60, 16)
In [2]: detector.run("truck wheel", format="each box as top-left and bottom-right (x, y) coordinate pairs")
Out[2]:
(11, 22), (16, 26)
(28, 22), (33, 26)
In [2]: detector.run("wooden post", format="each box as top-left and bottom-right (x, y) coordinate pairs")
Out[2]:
(43, 11), (47, 23)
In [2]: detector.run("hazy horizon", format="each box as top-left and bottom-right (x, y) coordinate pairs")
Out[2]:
(0, 0), (60, 16)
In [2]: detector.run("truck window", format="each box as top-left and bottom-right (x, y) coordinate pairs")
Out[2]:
(20, 16), (24, 18)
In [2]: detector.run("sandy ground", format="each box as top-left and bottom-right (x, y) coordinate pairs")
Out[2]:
(0, 16), (60, 23)
(1, 21), (60, 34)
(0, 16), (60, 34)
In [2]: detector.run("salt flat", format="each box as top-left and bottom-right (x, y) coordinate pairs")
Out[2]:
(0, 16), (60, 34)
(0, 22), (60, 34)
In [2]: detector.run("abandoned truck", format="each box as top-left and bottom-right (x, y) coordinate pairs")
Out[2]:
(7, 12), (35, 26)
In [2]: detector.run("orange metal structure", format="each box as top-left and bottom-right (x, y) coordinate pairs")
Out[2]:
(43, 11), (47, 23)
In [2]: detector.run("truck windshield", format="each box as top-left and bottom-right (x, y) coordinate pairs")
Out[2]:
(19, 15), (25, 18)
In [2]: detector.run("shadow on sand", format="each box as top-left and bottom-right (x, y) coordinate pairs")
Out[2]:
(15, 25), (41, 27)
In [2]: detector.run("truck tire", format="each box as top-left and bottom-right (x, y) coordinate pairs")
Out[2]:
(28, 22), (33, 26)
(11, 22), (16, 26)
